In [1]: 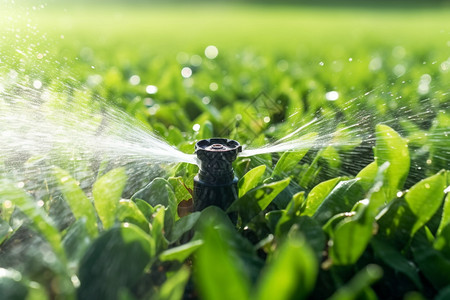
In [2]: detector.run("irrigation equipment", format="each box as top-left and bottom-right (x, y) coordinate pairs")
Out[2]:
(193, 138), (242, 211)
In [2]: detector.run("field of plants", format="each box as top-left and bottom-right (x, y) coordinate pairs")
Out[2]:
(0, 2), (450, 300)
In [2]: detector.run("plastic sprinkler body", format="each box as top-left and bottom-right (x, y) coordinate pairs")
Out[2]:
(193, 138), (242, 211)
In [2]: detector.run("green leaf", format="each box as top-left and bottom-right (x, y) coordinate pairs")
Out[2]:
(412, 228), (450, 290)
(373, 124), (410, 202)
(159, 239), (203, 262)
(62, 218), (91, 266)
(93, 168), (128, 230)
(168, 211), (201, 243)
(153, 267), (190, 300)
(0, 218), (11, 245)
(117, 199), (150, 233)
(78, 223), (154, 300)
(238, 165), (266, 197)
(255, 237), (317, 300)
(152, 205), (169, 253)
(52, 167), (98, 237)
(437, 191), (450, 236)
(272, 147), (309, 178)
(328, 264), (383, 300)
(0, 182), (64, 258)
(329, 209), (373, 265)
(405, 170), (446, 235)
(303, 177), (342, 216)
(356, 161), (378, 191)
(229, 178), (290, 224)
(312, 178), (365, 226)
(371, 237), (422, 289)
(195, 225), (250, 300)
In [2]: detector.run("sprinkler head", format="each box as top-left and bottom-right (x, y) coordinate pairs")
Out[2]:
(193, 138), (242, 211)
(195, 138), (242, 185)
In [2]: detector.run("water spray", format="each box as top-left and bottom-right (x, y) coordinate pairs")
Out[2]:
(193, 138), (242, 211)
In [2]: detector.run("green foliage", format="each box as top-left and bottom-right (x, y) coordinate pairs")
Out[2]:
(0, 3), (449, 300)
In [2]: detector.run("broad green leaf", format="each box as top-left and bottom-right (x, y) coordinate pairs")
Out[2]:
(255, 237), (317, 300)
(153, 267), (190, 300)
(328, 264), (383, 300)
(134, 199), (156, 222)
(62, 218), (91, 266)
(196, 226), (250, 300)
(168, 177), (192, 204)
(238, 165), (266, 197)
(229, 178), (290, 224)
(0, 182), (64, 258)
(152, 205), (169, 253)
(272, 144), (310, 177)
(117, 199), (150, 233)
(373, 124), (410, 202)
(93, 168), (127, 230)
(376, 197), (417, 250)
(412, 228), (450, 290)
(405, 170), (446, 235)
(52, 167), (98, 237)
(168, 211), (201, 243)
(159, 239), (203, 262)
(313, 178), (365, 225)
(303, 177), (342, 216)
(371, 237), (422, 289)
(330, 204), (374, 265)
(78, 223), (153, 300)
(356, 161), (378, 191)
(437, 192), (450, 236)
(275, 215), (326, 260)
(320, 145), (341, 169)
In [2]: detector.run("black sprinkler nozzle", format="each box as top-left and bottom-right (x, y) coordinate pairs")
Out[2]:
(193, 138), (242, 211)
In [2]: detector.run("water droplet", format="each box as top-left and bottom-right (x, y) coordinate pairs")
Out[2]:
(192, 124), (200, 131)
(348, 57), (353, 62)
(263, 116), (271, 123)
(71, 275), (80, 288)
(33, 80), (42, 89)
(369, 57), (382, 71)
(129, 75), (140, 85)
(181, 67), (192, 78)
(209, 82), (218, 91)
(396, 191), (403, 197)
(319, 61), (324, 66)
(205, 45), (219, 59)
(3, 200), (12, 209)
(190, 55), (202, 66)
(146, 85), (158, 94)
(424, 183), (430, 189)
(325, 91), (339, 101)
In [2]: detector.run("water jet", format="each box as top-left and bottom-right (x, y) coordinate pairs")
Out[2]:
(193, 138), (242, 211)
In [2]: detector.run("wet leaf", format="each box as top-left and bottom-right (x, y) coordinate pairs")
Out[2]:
(373, 124), (410, 202)
(117, 199), (150, 233)
(405, 170), (446, 235)
(371, 237), (422, 289)
(412, 228), (450, 290)
(303, 177), (342, 216)
(78, 223), (154, 300)
(229, 178), (290, 224)
(437, 191), (450, 236)
(238, 165), (266, 197)
(52, 167), (98, 238)
(195, 225), (250, 300)
(93, 167), (128, 230)
(168, 211), (201, 243)
(312, 178), (365, 226)
(272, 146), (309, 178)
(255, 237), (317, 300)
